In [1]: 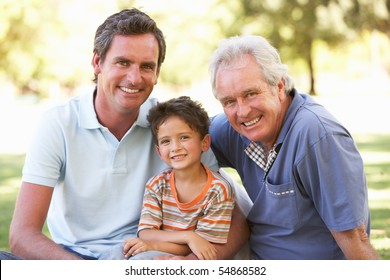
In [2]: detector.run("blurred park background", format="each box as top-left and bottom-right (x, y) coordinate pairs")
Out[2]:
(0, 0), (389, 258)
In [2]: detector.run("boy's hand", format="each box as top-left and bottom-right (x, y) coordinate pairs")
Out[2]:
(186, 232), (217, 260)
(123, 237), (154, 259)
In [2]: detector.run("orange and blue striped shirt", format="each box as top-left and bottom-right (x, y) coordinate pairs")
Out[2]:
(138, 165), (235, 244)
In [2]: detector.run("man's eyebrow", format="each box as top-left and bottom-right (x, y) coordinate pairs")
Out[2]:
(242, 87), (259, 94)
(113, 56), (131, 62)
(218, 89), (251, 102)
(218, 96), (231, 103)
(142, 61), (157, 68)
(113, 56), (157, 67)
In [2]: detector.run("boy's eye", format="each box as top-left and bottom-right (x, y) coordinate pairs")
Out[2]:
(159, 139), (169, 145)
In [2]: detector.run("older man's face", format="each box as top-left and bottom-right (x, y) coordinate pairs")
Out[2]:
(215, 54), (287, 150)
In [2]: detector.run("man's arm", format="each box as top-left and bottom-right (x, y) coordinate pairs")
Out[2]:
(214, 168), (251, 259)
(9, 182), (81, 260)
(214, 205), (250, 259)
(331, 224), (379, 259)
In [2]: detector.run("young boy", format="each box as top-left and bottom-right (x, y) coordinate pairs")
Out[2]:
(120, 96), (235, 260)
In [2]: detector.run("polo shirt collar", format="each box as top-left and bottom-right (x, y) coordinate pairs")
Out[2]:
(79, 88), (101, 129)
(79, 87), (154, 129)
(135, 98), (155, 128)
(276, 89), (306, 143)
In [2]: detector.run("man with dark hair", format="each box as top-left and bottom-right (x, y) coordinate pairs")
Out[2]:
(1, 9), (249, 260)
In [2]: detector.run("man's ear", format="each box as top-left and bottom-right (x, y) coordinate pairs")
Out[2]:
(92, 52), (102, 76)
(277, 77), (286, 100)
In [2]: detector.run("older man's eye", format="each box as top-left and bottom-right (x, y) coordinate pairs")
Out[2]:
(223, 99), (235, 107)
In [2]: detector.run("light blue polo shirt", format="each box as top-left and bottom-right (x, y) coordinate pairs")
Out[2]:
(22, 90), (219, 258)
(210, 91), (370, 259)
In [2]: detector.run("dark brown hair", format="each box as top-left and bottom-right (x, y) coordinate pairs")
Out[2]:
(147, 96), (210, 144)
(93, 8), (166, 82)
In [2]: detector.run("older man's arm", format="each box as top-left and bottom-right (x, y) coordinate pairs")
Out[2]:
(331, 224), (380, 259)
(214, 204), (250, 259)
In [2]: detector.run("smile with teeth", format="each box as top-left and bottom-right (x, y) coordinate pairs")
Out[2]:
(171, 154), (186, 160)
(243, 116), (261, 127)
(120, 87), (140, 94)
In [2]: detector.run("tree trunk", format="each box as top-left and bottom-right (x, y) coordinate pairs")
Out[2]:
(307, 42), (316, 95)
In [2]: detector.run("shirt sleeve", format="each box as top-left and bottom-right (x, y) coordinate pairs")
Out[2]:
(22, 108), (65, 187)
(137, 177), (164, 234)
(209, 114), (234, 168)
(296, 133), (369, 232)
(195, 182), (235, 244)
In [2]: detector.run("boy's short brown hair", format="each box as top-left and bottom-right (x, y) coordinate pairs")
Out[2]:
(147, 96), (210, 144)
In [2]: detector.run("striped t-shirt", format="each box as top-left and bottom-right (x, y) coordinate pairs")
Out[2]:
(138, 165), (235, 244)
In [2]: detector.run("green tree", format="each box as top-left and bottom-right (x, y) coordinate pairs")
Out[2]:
(0, 0), (118, 97)
(341, 0), (390, 37)
(214, 0), (349, 95)
(0, 0), (64, 95)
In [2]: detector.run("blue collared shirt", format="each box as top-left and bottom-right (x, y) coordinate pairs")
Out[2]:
(210, 91), (369, 259)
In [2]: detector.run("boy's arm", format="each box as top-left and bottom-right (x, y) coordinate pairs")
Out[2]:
(155, 205), (250, 260)
(139, 229), (217, 260)
(124, 236), (191, 257)
(154, 169), (251, 260)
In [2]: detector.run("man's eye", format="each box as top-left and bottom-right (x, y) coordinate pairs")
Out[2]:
(246, 91), (258, 98)
(118, 61), (129, 66)
(223, 100), (235, 107)
(142, 63), (156, 71)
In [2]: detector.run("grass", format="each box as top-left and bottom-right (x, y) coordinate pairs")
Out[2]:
(0, 154), (24, 249)
(354, 133), (390, 259)
(0, 133), (389, 258)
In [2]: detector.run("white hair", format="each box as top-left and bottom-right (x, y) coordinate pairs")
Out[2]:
(209, 35), (295, 97)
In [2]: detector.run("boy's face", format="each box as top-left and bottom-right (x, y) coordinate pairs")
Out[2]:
(155, 116), (210, 171)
